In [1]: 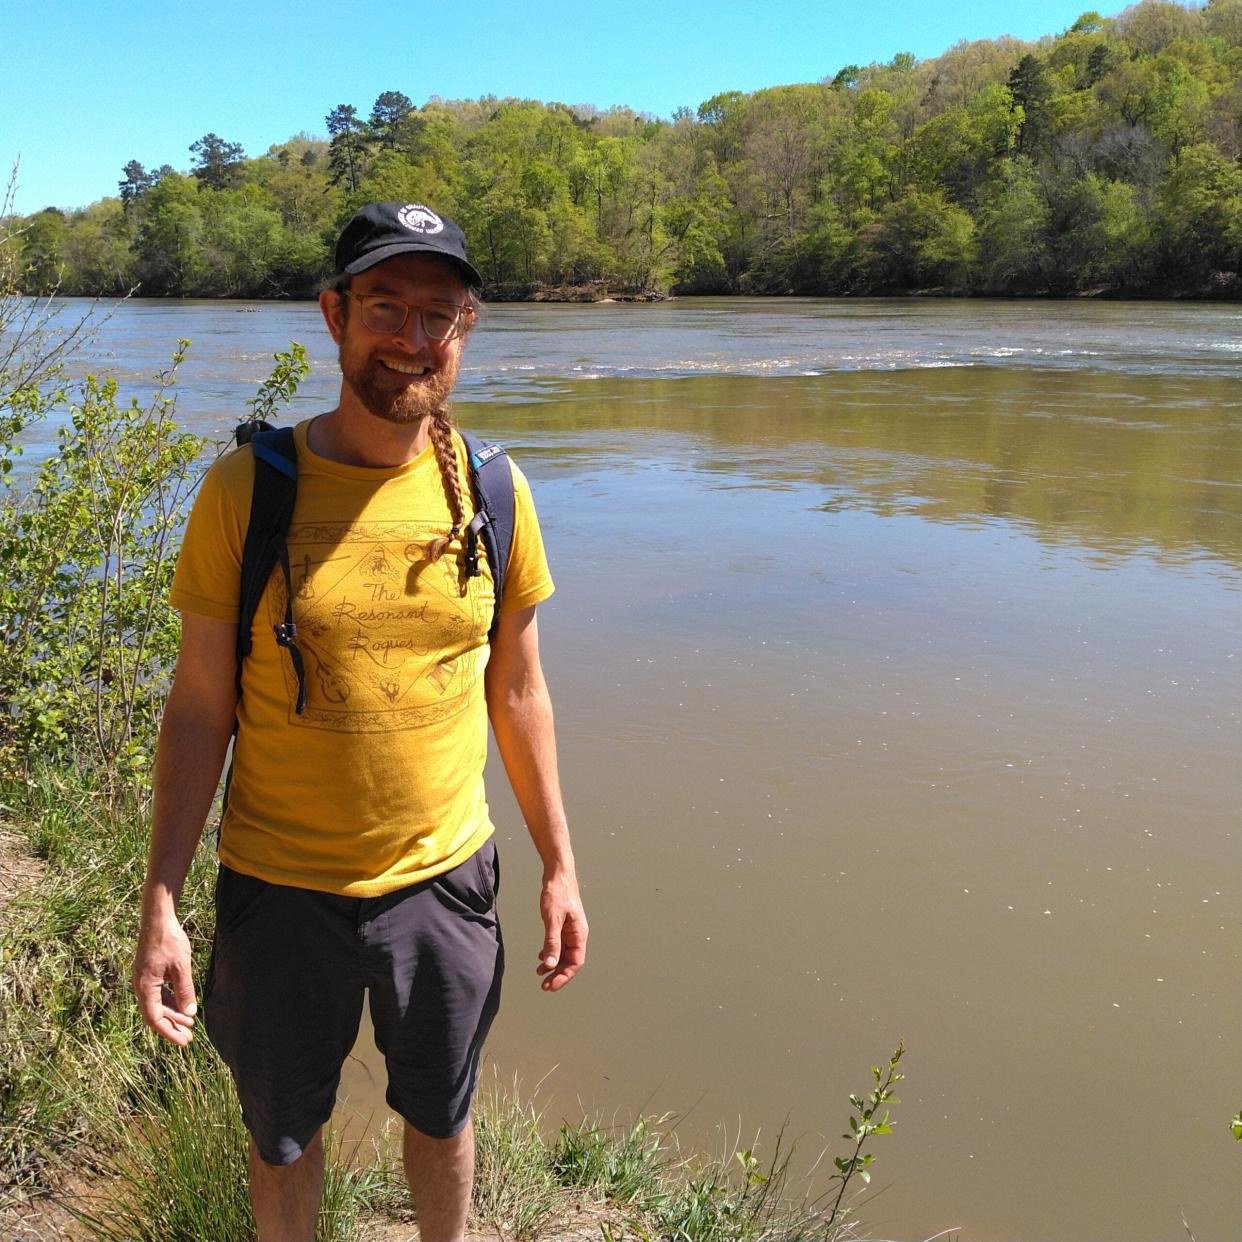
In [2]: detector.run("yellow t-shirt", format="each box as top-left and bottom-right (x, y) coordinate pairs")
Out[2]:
(169, 419), (554, 896)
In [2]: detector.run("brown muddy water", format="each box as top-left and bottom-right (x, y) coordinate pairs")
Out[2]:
(47, 298), (1242, 1241)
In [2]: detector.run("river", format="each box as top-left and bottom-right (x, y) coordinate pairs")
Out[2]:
(40, 296), (1242, 1242)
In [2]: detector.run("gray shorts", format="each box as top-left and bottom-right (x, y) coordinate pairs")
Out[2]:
(203, 838), (503, 1165)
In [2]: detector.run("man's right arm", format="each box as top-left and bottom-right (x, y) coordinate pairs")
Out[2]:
(131, 612), (238, 1046)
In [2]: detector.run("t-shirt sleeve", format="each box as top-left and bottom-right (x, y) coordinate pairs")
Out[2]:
(168, 450), (249, 622)
(500, 458), (555, 615)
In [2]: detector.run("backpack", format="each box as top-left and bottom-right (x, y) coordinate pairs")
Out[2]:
(232, 419), (516, 717)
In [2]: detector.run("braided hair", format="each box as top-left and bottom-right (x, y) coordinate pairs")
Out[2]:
(425, 407), (466, 564)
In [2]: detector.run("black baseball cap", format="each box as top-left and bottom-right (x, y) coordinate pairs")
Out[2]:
(333, 202), (483, 289)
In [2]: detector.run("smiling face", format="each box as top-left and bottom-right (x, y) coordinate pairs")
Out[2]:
(319, 254), (474, 427)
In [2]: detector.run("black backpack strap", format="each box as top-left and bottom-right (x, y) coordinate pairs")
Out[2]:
(235, 425), (306, 714)
(459, 430), (516, 640)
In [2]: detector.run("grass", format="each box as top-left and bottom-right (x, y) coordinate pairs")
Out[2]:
(0, 764), (214, 1201)
(550, 1112), (672, 1214)
(2, 760), (905, 1241)
(471, 1072), (564, 1238)
(469, 1074), (886, 1242)
(69, 1039), (381, 1242)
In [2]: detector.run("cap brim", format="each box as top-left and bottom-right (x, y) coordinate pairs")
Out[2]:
(342, 241), (484, 289)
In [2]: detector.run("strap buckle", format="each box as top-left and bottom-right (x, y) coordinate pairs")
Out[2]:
(273, 621), (298, 647)
(465, 510), (488, 579)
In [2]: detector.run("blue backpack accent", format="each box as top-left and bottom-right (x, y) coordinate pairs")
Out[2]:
(232, 419), (516, 718)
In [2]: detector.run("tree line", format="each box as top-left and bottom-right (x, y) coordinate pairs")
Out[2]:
(6, 0), (1242, 299)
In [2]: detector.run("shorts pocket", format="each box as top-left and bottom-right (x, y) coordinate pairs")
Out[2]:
(215, 865), (272, 936)
(434, 841), (497, 915)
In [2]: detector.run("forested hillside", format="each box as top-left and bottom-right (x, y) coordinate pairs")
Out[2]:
(7, 0), (1241, 298)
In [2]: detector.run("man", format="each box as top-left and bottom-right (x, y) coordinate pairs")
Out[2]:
(132, 202), (587, 1242)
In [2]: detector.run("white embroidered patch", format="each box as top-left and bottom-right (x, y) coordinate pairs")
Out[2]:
(397, 204), (445, 235)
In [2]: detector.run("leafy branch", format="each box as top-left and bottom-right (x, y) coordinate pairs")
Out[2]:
(243, 342), (311, 428)
(826, 1040), (905, 1227)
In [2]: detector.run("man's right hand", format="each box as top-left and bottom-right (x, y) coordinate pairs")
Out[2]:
(131, 613), (238, 1048)
(132, 913), (198, 1046)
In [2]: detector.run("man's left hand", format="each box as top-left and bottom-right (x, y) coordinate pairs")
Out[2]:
(537, 869), (588, 991)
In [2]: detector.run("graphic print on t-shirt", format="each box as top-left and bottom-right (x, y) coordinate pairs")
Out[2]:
(265, 518), (491, 732)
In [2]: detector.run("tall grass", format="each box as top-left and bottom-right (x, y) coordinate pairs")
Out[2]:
(471, 1070), (564, 1238)
(551, 1113), (672, 1215)
(70, 1039), (379, 1242)
(0, 766), (211, 1199)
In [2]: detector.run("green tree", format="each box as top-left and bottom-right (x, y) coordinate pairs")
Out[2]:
(199, 188), (288, 296)
(830, 88), (899, 216)
(863, 188), (976, 289)
(60, 200), (135, 295)
(326, 104), (370, 192)
(256, 144), (340, 233)
(1096, 56), (1159, 127)
(1147, 55), (1210, 156)
(1045, 171), (1113, 290)
(651, 119), (731, 290)
(1086, 42), (1114, 83)
(1157, 140), (1242, 277)
(1202, 0), (1242, 45)
(1118, 0), (1197, 56)
(189, 133), (246, 190)
(118, 160), (152, 209)
(1008, 54), (1052, 152)
(392, 107), (467, 209)
(905, 84), (1019, 204)
(18, 209), (68, 292)
(355, 150), (423, 207)
(134, 173), (207, 294)
(744, 86), (826, 239)
(1070, 11), (1107, 34)
(1096, 176), (1156, 285)
(976, 155), (1051, 291)
(696, 90), (748, 165)
(370, 91), (414, 148)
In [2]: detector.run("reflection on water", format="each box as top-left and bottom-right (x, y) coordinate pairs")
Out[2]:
(33, 299), (1241, 1242)
(463, 368), (1242, 572)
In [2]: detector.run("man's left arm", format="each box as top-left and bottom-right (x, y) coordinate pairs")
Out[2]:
(485, 604), (587, 992)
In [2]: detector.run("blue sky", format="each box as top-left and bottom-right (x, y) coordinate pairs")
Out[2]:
(4, 0), (1106, 214)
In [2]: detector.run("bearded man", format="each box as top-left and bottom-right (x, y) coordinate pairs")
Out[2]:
(132, 202), (587, 1242)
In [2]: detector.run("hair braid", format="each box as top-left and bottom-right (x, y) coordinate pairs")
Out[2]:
(426, 407), (466, 564)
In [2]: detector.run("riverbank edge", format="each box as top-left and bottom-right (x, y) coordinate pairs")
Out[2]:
(0, 771), (886, 1242)
(31, 275), (1242, 303)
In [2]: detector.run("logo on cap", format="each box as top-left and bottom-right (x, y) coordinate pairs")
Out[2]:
(397, 204), (444, 235)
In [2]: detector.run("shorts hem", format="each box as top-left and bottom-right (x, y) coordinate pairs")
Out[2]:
(386, 1092), (472, 1141)
(241, 1105), (335, 1167)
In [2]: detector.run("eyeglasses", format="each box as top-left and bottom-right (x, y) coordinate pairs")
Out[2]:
(343, 291), (474, 341)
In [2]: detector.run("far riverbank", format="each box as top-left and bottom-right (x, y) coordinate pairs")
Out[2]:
(30, 277), (1241, 302)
